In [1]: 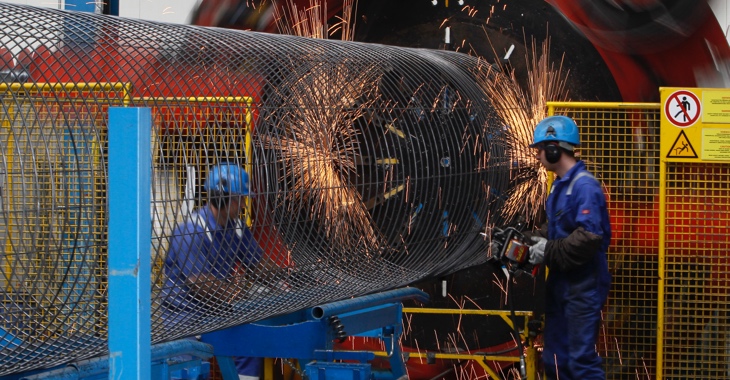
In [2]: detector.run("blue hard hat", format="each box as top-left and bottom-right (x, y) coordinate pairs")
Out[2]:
(530, 115), (580, 148)
(205, 163), (250, 196)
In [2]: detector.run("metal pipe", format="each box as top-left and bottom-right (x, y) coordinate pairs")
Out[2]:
(309, 287), (429, 320)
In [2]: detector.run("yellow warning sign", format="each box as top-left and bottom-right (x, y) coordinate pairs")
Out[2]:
(666, 130), (698, 158)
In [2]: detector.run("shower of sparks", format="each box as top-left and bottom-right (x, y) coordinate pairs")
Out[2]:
(642, 358), (650, 379)
(272, 3), (567, 377)
(268, 65), (377, 248)
(614, 337), (623, 364)
(463, 295), (481, 309)
(414, 340), (423, 364)
(329, 0), (358, 41)
(403, 313), (414, 336)
(267, 0), (382, 251)
(274, 0), (358, 41)
(447, 295), (468, 348)
(491, 272), (508, 305)
(273, 0), (327, 38)
(474, 34), (569, 225)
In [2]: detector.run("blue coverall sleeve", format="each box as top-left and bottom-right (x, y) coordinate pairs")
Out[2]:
(169, 222), (211, 282)
(543, 177), (607, 272)
(163, 222), (211, 310)
(239, 227), (264, 266)
(572, 180), (608, 237)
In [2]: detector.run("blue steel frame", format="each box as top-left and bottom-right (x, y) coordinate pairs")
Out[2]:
(202, 287), (429, 380)
(64, 0), (98, 13)
(107, 107), (152, 380)
(66, 0), (119, 15)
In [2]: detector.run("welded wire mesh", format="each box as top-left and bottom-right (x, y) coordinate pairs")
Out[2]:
(546, 102), (730, 379)
(661, 162), (730, 379)
(564, 104), (662, 379)
(549, 103), (663, 379)
(0, 3), (530, 375)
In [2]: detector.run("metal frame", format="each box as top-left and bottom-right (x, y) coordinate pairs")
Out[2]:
(202, 287), (429, 380)
(107, 107), (153, 379)
(400, 307), (537, 379)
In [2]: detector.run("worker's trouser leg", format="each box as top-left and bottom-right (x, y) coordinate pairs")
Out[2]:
(543, 281), (605, 380)
(235, 356), (263, 380)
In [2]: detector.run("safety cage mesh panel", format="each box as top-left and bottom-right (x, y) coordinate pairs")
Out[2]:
(550, 103), (663, 379)
(661, 162), (730, 379)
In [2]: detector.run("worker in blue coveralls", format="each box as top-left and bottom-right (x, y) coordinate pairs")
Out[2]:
(164, 163), (264, 380)
(526, 116), (612, 380)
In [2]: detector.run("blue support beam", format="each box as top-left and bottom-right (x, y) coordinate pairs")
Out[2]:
(107, 107), (152, 380)
(64, 0), (97, 13)
(202, 288), (428, 380)
(108, 0), (120, 16)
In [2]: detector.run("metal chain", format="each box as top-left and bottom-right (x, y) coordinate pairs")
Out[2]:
(282, 358), (308, 379)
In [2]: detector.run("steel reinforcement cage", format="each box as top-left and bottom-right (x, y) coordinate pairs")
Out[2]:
(548, 101), (730, 380)
(0, 3), (528, 376)
(3, 4), (725, 378)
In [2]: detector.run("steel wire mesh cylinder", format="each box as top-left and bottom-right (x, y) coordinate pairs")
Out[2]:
(0, 3), (516, 375)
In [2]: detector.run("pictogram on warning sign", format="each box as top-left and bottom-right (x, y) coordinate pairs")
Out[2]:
(666, 130), (698, 158)
(664, 90), (701, 127)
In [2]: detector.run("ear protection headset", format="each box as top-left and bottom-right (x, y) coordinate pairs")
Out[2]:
(545, 143), (561, 164)
(530, 116), (580, 163)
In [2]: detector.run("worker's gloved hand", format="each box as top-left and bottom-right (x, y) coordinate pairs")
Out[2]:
(529, 236), (547, 265)
(489, 240), (502, 259)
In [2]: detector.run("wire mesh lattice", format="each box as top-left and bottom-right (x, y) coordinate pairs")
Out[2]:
(550, 103), (663, 379)
(551, 102), (730, 379)
(0, 4), (518, 375)
(662, 162), (730, 379)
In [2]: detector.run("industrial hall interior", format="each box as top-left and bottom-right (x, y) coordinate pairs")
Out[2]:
(1, 0), (730, 379)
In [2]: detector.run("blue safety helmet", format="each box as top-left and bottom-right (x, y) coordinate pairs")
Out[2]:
(530, 115), (580, 150)
(205, 163), (251, 196)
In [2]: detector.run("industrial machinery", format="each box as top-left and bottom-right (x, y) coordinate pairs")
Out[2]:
(487, 225), (531, 272)
(0, 3), (544, 378)
(188, 3), (730, 378)
(3, 2), (728, 379)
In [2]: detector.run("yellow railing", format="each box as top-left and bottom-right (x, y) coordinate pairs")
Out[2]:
(373, 307), (537, 380)
(548, 101), (663, 378)
(0, 82), (129, 336)
(547, 99), (730, 379)
(0, 84), (255, 336)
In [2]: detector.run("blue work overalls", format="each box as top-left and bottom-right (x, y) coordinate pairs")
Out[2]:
(164, 206), (263, 379)
(543, 161), (612, 380)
